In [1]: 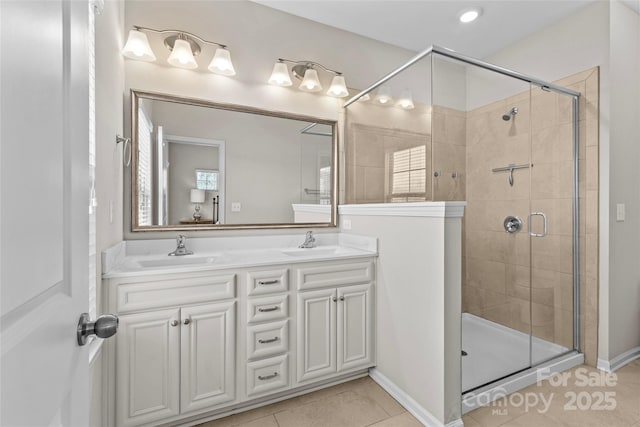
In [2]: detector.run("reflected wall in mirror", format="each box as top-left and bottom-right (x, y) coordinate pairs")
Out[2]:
(131, 90), (337, 231)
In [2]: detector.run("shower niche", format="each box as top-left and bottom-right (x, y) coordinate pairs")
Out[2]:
(344, 46), (581, 407)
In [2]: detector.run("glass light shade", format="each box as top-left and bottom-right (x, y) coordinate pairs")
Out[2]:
(398, 90), (415, 109)
(375, 86), (393, 105)
(268, 62), (292, 86)
(208, 48), (236, 76)
(190, 189), (205, 203)
(358, 93), (371, 102)
(299, 69), (322, 92)
(122, 30), (156, 62)
(167, 39), (198, 69)
(327, 75), (349, 97)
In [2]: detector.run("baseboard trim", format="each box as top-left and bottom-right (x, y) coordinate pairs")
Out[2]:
(597, 346), (640, 372)
(368, 368), (463, 427)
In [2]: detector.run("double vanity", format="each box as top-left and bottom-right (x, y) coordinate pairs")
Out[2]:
(102, 233), (377, 426)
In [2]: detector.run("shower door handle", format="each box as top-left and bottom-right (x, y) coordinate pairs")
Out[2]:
(528, 212), (547, 237)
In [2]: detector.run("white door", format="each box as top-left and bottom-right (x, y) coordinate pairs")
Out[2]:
(0, 0), (92, 425)
(116, 309), (181, 427)
(181, 301), (236, 414)
(297, 288), (336, 382)
(337, 284), (374, 372)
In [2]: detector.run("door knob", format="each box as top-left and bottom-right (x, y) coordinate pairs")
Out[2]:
(77, 313), (119, 346)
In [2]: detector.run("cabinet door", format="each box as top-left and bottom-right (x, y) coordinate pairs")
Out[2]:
(180, 301), (236, 414)
(116, 308), (180, 427)
(337, 284), (374, 372)
(297, 288), (336, 382)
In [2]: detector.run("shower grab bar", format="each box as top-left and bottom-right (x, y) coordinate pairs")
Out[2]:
(491, 163), (531, 186)
(528, 212), (547, 237)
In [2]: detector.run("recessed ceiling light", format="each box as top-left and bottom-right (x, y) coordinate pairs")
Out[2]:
(459, 8), (482, 23)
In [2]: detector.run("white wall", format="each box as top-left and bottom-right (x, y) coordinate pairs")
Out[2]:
(483, 0), (640, 365)
(121, 0), (417, 239)
(607, 1), (640, 360)
(92, 0), (125, 424)
(340, 210), (462, 425)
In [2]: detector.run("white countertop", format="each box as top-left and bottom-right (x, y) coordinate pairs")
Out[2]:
(102, 233), (377, 279)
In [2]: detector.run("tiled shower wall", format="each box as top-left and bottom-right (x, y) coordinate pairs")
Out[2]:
(462, 68), (599, 364)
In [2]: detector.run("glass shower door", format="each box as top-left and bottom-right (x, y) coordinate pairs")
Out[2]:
(432, 54), (536, 392)
(529, 87), (576, 365)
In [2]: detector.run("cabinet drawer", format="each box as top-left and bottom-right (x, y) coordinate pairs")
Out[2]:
(295, 261), (374, 290)
(246, 355), (289, 397)
(247, 268), (288, 296)
(247, 295), (288, 323)
(116, 274), (236, 313)
(247, 320), (288, 360)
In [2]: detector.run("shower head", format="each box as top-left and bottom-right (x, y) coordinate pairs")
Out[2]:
(502, 107), (518, 121)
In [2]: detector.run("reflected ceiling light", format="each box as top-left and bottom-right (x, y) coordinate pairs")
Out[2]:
(374, 86), (393, 105)
(459, 8), (482, 23)
(122, 26), (236, 76)
(398, 90), (415, 110)
(358, 93), (371, 102)
(268, 58), (349, 97)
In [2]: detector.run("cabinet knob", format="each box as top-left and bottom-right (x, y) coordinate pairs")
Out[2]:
(183, 318), (191, 325)
(332, 297), (337, 302)
(339, 296), (345, 301)
(171, 320), (178, 327)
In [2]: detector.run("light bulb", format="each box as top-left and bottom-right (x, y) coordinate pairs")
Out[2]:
(167, 39), (198, 69)
(122, 29), (156, 62)
(268, 62), (292, 86)
(299, 69), (322, 92)
(208, 48), (236, 76)
(327, 75), (349, 97)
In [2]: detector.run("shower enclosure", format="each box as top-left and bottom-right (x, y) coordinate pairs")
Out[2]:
(344, 46), (581, 409)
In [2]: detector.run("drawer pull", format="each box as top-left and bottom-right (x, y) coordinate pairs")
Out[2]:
(258, 372), (279, 381)
(258, 279), (280, 285)
(258, 336), (279, 344)
(258, 306), (279, 313)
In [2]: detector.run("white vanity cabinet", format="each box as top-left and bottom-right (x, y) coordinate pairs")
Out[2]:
(104, 253), (376, 427)
(295, 261), (375, 383)
(107, 271), (237, 427)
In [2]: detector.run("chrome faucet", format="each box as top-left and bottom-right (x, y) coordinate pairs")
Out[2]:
(298, 231), (316, 249)
(168, 235), (193, 256)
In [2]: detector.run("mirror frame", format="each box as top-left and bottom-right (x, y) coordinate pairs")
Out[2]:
(130, 90), (338, 232)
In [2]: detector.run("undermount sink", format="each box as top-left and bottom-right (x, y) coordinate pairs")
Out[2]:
(136, 256), (216, 268)
(281, 247), (338, 257)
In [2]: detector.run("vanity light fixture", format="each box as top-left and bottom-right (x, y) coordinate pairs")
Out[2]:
(122, 27), (236, 75)
(268, 59), (349, 97)
(398, 90), (415, 110)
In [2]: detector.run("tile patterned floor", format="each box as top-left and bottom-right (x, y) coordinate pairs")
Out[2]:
(196, 377), (421, 427)
(197, 361), (640, 427)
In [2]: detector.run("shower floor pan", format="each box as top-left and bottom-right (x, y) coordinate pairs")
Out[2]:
(462, 313), (569, 392)
(461, 313), (583, 413)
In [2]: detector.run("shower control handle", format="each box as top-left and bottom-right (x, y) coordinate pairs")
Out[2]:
(503, 216), (523, 233)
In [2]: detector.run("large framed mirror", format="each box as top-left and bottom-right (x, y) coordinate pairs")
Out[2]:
(130, 90), (338, 231)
